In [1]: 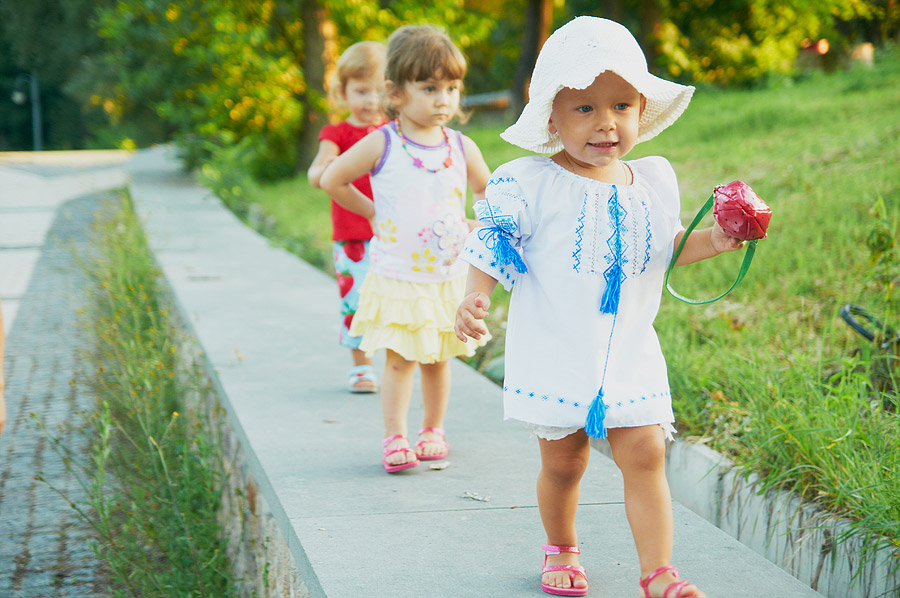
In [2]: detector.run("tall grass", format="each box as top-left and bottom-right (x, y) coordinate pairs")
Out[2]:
(225, 50), (900, 549)
(37, 193), (236, 597)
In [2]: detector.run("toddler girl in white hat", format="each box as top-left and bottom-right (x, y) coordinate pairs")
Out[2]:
(455, 16), (745, 598)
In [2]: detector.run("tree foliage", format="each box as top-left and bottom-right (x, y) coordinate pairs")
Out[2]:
(1, 0), (897, 159)
(575, 0), (900, 85)
(77, 0), (494, 177)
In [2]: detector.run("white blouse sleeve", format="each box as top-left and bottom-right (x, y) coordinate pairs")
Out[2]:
(460, 165), (531, 291)
(638, 156), (684, 238)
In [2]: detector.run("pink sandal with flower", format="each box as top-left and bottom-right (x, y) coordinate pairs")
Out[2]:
(382, 434), (418, 473)
(541, 545), (588, 596)
(415, 427), (449, 460)
(639, 566), (705, 598)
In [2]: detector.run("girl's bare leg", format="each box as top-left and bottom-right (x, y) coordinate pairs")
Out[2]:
(352, 348), (373, 366)
(417, 359), (450, 457)
(381, 349), (417, 466)
(607, 425), (705, 598)
(537, 430), (590, 591)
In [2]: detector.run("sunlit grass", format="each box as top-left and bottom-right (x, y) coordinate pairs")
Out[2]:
(37, 193), (237, 597)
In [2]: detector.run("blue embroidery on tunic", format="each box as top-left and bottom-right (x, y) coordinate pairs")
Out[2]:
(602, 193), (629, 291)
(573, 193), (587, 272)
(475, 200), (517, 234)
(503, 387), (670, 411)
(486, 176), (516, 187)
(640, 198), (652, 273)
(598, 188), (628, 316)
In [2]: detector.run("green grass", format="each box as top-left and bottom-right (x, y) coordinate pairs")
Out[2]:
(226, 50), (900, 553)
(37, 193), (236, 597)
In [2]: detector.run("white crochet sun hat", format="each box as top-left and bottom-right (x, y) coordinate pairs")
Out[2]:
(502, 16), (695, 153)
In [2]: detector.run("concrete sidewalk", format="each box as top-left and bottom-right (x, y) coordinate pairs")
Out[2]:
(125, 145), (824, 598)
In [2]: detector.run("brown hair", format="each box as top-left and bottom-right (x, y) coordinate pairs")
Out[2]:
(384, 24), (468, 121)
(328, 41), (387, 111)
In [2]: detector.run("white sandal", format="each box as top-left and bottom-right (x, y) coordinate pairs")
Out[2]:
(348, 364), (378, 393)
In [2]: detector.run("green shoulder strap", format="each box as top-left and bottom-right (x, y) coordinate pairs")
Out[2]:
(664, 193), (758, 305)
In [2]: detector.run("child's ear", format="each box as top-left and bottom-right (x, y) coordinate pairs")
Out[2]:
(548, 117), (558, 136)
(384, 80), (403, 106)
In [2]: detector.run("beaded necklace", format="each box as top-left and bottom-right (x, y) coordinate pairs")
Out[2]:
(394, 118), (453, 173)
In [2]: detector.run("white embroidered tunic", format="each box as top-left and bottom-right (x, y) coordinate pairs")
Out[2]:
(461, 155), (684, 431)
(368, 121), (469, 282)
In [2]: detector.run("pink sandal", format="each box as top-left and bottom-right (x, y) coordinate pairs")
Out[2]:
(382, 434), (418, 473)
(541, 545), (588, 596)
(415, 427), (449, 460)
(639, 566), (702, 598)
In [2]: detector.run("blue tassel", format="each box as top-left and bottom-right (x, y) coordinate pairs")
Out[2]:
(480, 227), (528, 273)
(584, 389), (608, 439)
(495, 236), (528, 273)
(599, 266), (622, 314)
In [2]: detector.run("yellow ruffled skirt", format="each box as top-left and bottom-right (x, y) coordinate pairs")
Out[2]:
(349, 272), (490, 364)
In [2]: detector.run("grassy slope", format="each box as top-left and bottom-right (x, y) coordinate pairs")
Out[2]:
(244, 52), (900, 545)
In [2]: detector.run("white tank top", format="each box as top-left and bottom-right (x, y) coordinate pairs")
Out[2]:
(368, 121), (469, 282)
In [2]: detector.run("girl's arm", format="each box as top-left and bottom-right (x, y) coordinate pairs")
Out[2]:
(455, 266), (499, 342)
(320, 131), (385, 222)
(462, 135), (491, 204)
(462, 135), (492, 230)
(307, 140), (340, 189)
(672, 223), (745, 266)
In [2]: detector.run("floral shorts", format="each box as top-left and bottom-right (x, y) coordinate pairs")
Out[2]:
(333, 240), (370, 349)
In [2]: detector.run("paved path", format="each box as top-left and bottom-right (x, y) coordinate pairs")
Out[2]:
(126, 146), (825, 598)
(0, 154), (129, 597)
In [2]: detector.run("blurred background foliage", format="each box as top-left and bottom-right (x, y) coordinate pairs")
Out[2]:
(0, 0), (897, 177)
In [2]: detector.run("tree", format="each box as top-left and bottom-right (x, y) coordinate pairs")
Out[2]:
(0, 0), (112, 149)
(511, 0), (554, 115)
(298, 0), (332, 169)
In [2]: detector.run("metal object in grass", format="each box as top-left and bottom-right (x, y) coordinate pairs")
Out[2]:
(840, 304), (900, 350)
(840, 303), (899, 411)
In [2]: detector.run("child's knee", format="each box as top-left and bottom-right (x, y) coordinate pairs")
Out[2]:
(386, 350), (414, 370)
(542, 452), (590, 482)
(610, 428), (666, 473)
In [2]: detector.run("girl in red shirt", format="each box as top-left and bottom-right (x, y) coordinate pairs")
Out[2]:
(308, 41), (387, 393)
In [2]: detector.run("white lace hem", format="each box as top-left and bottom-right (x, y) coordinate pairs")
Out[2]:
(527, 422), (677, 441)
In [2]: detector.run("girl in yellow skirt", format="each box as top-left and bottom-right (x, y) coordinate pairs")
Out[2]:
(321, 24), (491, 473)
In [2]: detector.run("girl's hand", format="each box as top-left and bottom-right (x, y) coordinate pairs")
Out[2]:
(369, 216), (379, 239)
(455, 292), (491, 342)
(710, 223), (746, 254)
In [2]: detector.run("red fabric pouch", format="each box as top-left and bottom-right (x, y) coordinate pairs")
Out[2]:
(712, 181), (772, 241)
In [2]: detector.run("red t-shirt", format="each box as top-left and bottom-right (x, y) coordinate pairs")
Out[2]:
(318, 120), (384, 241)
